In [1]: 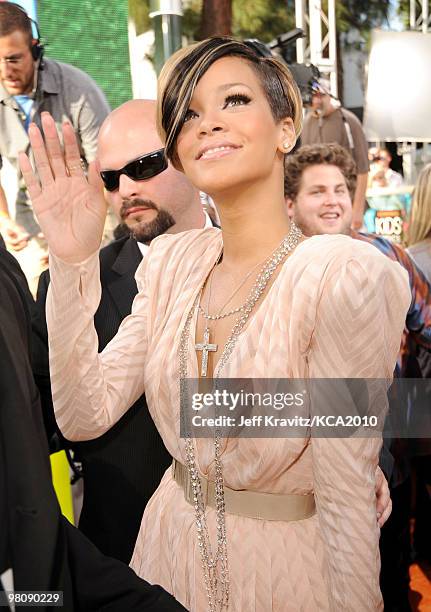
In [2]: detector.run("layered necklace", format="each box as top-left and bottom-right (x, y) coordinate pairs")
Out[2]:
(178, 221), (303, 611)
(195, 253), (263, 377)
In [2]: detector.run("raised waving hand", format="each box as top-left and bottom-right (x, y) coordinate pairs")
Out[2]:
(19, 112), (107, 263)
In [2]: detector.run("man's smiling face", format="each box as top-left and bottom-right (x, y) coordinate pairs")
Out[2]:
(287, 164), (353, 237)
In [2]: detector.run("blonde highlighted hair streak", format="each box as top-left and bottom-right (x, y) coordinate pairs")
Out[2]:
(407, 163), (431, 246)
(157, 37), (303, 167)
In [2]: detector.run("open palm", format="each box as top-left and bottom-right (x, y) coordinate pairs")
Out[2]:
(19, 112), (107, 263)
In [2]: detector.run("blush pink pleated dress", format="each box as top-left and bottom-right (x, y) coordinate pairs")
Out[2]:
(46, 230), (410, 611)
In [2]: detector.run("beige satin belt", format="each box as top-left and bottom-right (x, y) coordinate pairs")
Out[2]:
(172, 459), (315, 522)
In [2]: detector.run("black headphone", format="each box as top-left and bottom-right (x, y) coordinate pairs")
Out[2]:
(30, 26), (44, 63)
(12, 3), (45, 66)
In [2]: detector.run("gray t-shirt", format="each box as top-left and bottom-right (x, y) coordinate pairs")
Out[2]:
(300, 107), (369, 174)
(0, 58), (110, 220)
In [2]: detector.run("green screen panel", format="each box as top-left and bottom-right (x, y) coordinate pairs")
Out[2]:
(38, 0), (132, 110)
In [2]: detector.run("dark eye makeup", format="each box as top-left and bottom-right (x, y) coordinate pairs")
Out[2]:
(183, 109), (198, 123)
(223, 93), (251, 108)
(183, 92), (252, 124)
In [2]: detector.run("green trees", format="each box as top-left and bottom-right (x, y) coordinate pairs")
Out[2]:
(183, 0), (391, 43)
(129, 1), (392, 48)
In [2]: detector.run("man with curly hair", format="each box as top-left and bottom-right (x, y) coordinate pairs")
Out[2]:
(300, 79), (369, 229)
(285, 143), (431, 612)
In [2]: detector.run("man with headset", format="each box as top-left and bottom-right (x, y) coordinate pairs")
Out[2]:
(300, 77), (369, 230)
(0, 1), (109, 292)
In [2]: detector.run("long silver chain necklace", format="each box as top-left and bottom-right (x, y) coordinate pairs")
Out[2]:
(196, 255), (268, 377)
(179, 222), (303, 612)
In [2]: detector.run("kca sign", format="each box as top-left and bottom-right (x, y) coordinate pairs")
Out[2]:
(364, 187), (412, 244)
(374, 210), (403, 242)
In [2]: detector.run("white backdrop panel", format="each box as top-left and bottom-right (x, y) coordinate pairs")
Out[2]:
(364, 30), (431, 142)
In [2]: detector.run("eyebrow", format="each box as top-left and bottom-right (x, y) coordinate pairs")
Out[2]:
(216, 82), (253, 92)
(309, 183), (347, 189)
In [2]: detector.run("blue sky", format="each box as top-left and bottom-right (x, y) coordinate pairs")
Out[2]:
(387, 0), (404, 31)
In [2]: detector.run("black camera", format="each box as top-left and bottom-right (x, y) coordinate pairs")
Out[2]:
(244, 29), (321, 107)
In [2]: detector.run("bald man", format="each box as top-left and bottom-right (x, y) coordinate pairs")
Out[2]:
(99, 99), (206, 241)
(37, 100), (211, 564)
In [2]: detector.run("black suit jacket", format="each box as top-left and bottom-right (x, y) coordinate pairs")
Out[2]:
(37, 237), (172, 564)
(0, 246), (186, 611)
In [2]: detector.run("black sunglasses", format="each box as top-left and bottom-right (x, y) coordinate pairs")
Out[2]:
(100, 148), (168, 192)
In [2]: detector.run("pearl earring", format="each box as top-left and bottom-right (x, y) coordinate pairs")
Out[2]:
(283, 142), (290, 150)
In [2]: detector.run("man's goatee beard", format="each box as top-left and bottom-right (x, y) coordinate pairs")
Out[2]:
(120, 199), (175, 243)
(132, 209), (175, 243)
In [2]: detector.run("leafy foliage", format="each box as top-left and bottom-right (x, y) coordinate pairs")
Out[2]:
(232, 0), (295, 42)
(129, 0), (152, 35)
(183, 0), (204, 40)
(180, 0), (391, 43)
(127, 0), (392, 41)
(334, 0), (391, 33)
(181, 0), (295, 41)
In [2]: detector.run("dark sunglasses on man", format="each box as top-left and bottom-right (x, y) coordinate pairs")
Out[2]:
(100, 148), (168, 192)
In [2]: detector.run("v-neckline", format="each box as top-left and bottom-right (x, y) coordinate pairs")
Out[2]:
(187, 233), (304, 380)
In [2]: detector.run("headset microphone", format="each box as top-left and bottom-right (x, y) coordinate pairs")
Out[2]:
(13, 4), (45, 69)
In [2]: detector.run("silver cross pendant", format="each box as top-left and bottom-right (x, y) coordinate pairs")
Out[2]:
(195, 327), (217, 377)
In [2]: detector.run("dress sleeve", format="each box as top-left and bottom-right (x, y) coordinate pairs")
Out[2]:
(46, 249), (150, 442)
(308, 242), (410, 611)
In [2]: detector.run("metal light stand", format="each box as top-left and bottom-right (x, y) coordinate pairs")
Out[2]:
(405, 1), (431, 182)
(149, 0), (183, 75)
(295, 0), (337, 97)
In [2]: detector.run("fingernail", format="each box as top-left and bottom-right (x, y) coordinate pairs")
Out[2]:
(376, 512), (381, 519)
